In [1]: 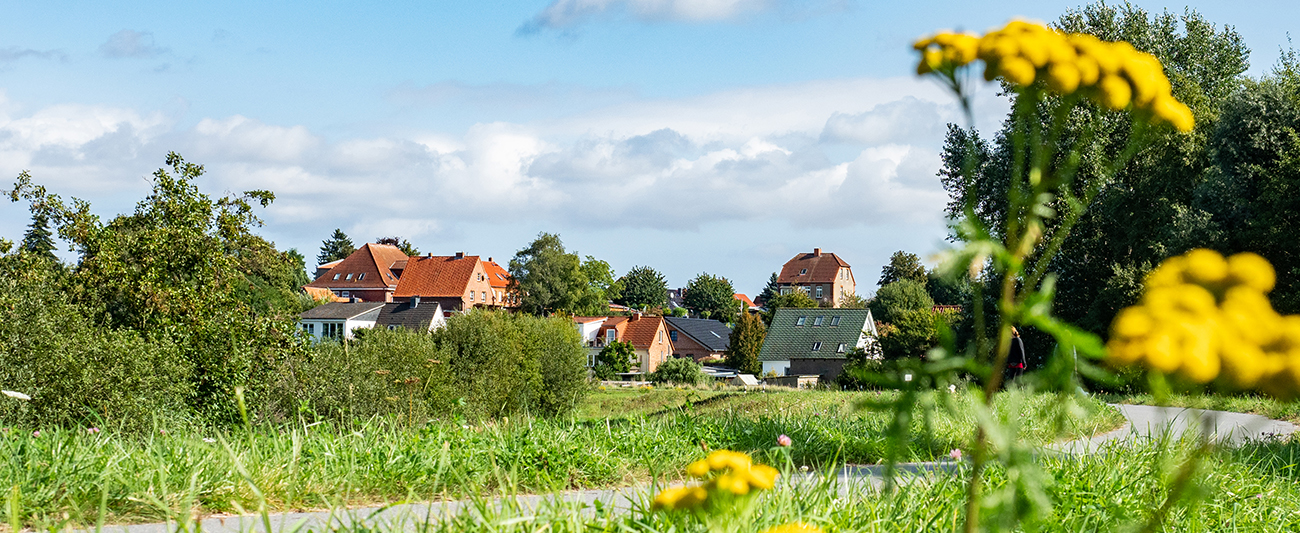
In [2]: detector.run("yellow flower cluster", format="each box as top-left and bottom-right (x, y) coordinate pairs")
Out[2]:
(1107, 249), (1300, 396)
(760, 523), (825, 533)
(914, 20), (1193, 132)
(651, 450), (780, 511)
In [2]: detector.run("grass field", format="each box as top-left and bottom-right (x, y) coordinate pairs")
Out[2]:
(1, 386), (1121, 529)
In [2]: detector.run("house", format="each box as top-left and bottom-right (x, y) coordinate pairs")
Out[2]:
(303, 286), (343, 303)
(735, 293), (757, 310)
(298, 301), (385, 340)
(304, 243), (410, 302)
(314, 258), (343, 280)
(664, 316), (731, 362)
(375, 296), (447, 333)
(572, 314), (675, 374)
(757, 308), (879, 381)
(776, 248), (857, 308)
(481, 257), (520, 308)
(667, 288), (686, 310)
(392, 252), (502, 311)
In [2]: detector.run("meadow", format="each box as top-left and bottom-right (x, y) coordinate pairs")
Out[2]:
(1, 386), (1121, 529)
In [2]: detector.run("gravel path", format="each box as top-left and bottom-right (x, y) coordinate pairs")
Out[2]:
(88, 403), (1297, 533)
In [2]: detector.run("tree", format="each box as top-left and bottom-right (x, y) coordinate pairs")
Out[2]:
(616, 266), (668, 310)
(756, 272), (780, 306)
(840, 293), (868, 309)
(869, 279), (934, 325)
(20, 212), (57, 263)
(684, 272), (737, 322)
(318, 229), (356, 265)
(878, 309), (952, 360)
(649, 357), (706, 385)
(594, 340), (635, 380)
(926, 269), (972, 306)
(725, 312), (765, 375)
(761, 290), (819, 326)
(878, 251), (927, 287)
(375, 236), (418, 256)
(575, 256), (617, 316)
(286, 249), (312, 289)
(508, 233), (588, 316)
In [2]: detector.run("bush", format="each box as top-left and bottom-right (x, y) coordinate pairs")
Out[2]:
(594, 340), (635, 380)
(649, 357), (706, 386)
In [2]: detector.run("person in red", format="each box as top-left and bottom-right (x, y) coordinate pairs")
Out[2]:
(1007, 327), (1027, 379)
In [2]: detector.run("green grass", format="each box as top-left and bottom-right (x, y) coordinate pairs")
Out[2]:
(1099, 391), (1300, 423)
(0, 386), (1120, 529)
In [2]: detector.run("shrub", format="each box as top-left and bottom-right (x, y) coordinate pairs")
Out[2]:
(594, 340), (635, 380)
(649, 357), (706, 386)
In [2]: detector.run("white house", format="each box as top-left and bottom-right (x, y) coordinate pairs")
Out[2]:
(298, 302), (384, 340)
(375, 296), (447, 333)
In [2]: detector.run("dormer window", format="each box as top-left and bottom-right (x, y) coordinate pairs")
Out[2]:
(837, 343), (846, 353)
(811, 342), (822, 351)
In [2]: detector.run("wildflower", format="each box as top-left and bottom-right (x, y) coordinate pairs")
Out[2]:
(950, 448), (963, 461)
(777, 434), (793, 447)
(914, 20), (1194, 132)
(651, 485), (708, 511)
(1106, 249), (1300, 397)
(159, 429), (168, 436)
(32, 430), (39, 438)
(203, 437), (216, 443)
(760, 523), (825, 533)
(87, 427), (100, 435)
(658, 450), (781, 511)
(948, 384), (958, 394)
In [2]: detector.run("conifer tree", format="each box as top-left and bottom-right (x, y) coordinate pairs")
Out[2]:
(20, 212), (57, 262)
(725, 311), (765, 375)
(317, 229), (356, 265)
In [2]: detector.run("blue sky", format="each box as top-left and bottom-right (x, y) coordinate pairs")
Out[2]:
(0, 0), (1293, 295)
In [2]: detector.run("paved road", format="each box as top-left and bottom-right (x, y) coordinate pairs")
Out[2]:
(88, 403), (1297, 533)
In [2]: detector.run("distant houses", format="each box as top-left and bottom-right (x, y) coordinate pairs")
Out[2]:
(776, 248), (857, 308)
(298, 301), (385, 341)
(758, 308), (878, 381)
(663, 316), (731, 362)
(573, 314), (674, 373)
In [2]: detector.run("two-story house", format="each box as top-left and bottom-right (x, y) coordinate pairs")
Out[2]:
(305, 243), (409, 302)
(664, 316), (731, 362)
(757, 308), (879, 381)
(392, 252), (498, 311)
(573, 314), (674, 374)
(776, 248), (856, 307)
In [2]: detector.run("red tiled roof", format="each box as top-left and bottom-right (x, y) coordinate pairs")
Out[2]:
(482, 259), (511, 289)
(777, 249), (851, 284)
(734, 293), (757, 308)
(306, 243), (407, 289)
(622, 316), (669, 351)
(393, 255), (481, 298)
(574, 316), (608, 323)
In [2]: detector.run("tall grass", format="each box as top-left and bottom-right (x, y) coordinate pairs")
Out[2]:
(0, 388), (1119, 529)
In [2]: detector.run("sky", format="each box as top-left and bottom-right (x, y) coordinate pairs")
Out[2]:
(0, 0), (1294, 296)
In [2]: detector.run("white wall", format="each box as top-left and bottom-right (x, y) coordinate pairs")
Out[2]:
(762, 360), (789, 377)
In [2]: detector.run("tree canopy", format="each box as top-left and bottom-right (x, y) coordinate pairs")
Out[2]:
(878, 251), (927, 287)
(317, 229), (356, 265)
(374, 236), (418, 256)
(616, 265), (668, 310)
(725, 311), (765, 375)
(869, 279), (934, 325)
(684, 272), (737, 322)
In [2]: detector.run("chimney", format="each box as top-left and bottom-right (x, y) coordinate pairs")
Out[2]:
(426, 252), (432, 258)
(813, 248), (822, 256)
(455, 251), (464, 259)
(630, 311), (641, 321)
(488, 257), (493, 262)
(412, 295), (420, 308)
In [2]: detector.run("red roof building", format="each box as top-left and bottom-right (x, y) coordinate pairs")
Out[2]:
(578, 314), (675, 374)
(776, 248), (856, 308)
(481, 257), (519, 308)
(305, 243), (409, 302)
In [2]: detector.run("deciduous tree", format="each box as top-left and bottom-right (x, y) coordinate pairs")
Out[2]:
(878, 251), (927, 287)
(616, 266), (668, 310)
(684, 272), (737, 322)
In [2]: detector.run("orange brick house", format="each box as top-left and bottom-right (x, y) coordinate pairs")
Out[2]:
(776, 248), (856, 308)
(305, 243), (409, 302)
(392, 253), (498, 311)
(574, 314), (674, 374)
(481, 258), (519, 308)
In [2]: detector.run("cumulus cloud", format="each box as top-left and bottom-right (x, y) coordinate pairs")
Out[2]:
(99, 30), (168, 59)
(0, 76), (1005, 258)
(519, 0), (769, 32)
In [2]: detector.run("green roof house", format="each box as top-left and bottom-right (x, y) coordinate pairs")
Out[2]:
(758, 308), (878, 380)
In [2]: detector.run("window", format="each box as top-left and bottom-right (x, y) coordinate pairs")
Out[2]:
(469, 291), (475, 302)
(659, 331), (664, 344)
(796, 316), (807, 326)
(357, 273), (365, 280)
(780, 288), (791, 295)
(800, 268), (807, 275)
(482, 291), (487, 302)
(830, 316), (841, 326)
(333, 273), (340, 280)
(837, 343), (846, 353)
(302, 323), (315, 335)
(811, 342), (822, 351)
(815, 286), (824, 298)
(813, 316), (824, 326)
(323, 322), (344, 340)
(670, 331), (678, 342)
(341, 291), (350, 298)
(345, 273), (354, 280)
(388, 325), (400, 330)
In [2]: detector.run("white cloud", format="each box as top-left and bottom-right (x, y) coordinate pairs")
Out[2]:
(99, 30), (168, 59)
(519, 0), (770, 32)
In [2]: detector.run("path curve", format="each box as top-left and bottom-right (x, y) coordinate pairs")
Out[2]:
(86, 403), (1298, 533)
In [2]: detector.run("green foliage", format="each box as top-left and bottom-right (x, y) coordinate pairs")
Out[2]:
(877, 309), (953, 361)
(648, 357), (706, 386)
(594, 340), (635, 379)
(868, 279), (934, 325)
(760, 290), (819, 326)
(374, 236), (418, 256)
(839, 293), (868, 309)
(684, 272), (738, 322)
(615, 265), (668, 310)
(926, 269), (971, 306)
(725, 312), (765, 375)
(756, 272), (780, 305)
(0, 252), (193, 432)
(508, 233), (591, 316)
(575, 256), (616, 316)
(878, 250), (927, 287)
(19, 213), (57, 263)
(520, 313), (590, 416)
(317, 228), (355, 265)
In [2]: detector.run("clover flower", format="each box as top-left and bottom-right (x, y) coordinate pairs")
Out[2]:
(777, 434), (792, 447)
(653, 450), (781, 511)
(914, 20), (1194, 132)
(1106, 249), (1300, 397)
